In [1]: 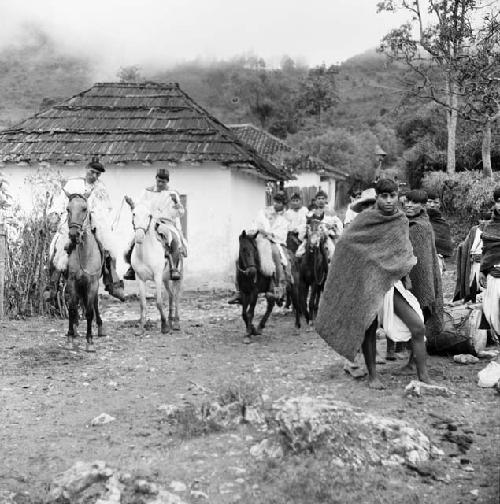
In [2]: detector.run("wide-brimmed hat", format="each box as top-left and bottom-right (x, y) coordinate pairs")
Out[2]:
(351, 188), (376, 213)
(87, 156), (105, 173)
(156, 167), (170, 181)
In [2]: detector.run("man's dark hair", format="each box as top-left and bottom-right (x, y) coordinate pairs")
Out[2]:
(375, 178), (397, 195)
(493, 186), (500, 202)
(406, 189), (428, 204)
(426, 190), (439, 200)
(315, 190), (328, 199)
(290, 192), (302, 200)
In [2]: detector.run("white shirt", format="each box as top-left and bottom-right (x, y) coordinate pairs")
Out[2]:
(252, 207), (289, 245)
(136, 187), (184, 229)
(285, 206), (308, 240)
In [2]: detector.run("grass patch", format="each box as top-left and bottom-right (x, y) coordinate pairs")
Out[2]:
(239, 452), (423, 504)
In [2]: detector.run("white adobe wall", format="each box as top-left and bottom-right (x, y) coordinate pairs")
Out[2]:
(0, 161), (267, 290)
(284, 171), (320, 188)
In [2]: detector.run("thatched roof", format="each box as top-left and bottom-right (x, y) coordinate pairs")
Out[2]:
(229, 123), (347, 181)
(0, 82), (288, 181)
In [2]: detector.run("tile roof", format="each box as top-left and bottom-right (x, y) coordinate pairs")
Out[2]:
(0, 82), (288, 181)
(228, 123), (347, 181)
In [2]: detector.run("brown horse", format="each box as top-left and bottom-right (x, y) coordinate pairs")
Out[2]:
(238, 231), (300, 343)
(66, 193), (104, 352)
(298, 219), (328, 325)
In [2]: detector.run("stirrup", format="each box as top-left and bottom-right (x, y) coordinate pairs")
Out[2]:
(170, 268), (181, 280)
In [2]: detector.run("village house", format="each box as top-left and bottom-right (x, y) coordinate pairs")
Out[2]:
(228, 123), (347, 208)
(0, 82), (288, 289)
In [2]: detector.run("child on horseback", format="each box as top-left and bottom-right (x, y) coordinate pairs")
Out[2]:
(228, 191), (290, 305)
(123, 167), (186, 281)
(48, 156), (124, 301)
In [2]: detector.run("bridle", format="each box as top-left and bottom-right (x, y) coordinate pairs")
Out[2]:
(238, 235), (258, 278)
(67, 193), (90, 234)
(132, 212), (153, 235)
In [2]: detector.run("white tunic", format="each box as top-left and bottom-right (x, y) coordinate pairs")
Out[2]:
(285, 207), (308, 240)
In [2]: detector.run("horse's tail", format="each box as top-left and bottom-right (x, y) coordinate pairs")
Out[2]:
(255, 234), (275, 277)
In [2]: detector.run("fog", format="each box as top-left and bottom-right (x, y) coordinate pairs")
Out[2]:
(0, 0), (411, 76)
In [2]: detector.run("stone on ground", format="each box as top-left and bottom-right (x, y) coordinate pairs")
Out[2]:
(48, 461), (187, 504)
(272, 395), (440, 467)
(404, 380), (454, 397)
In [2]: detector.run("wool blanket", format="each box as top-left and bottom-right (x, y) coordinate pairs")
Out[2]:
(427, 208), (453, 257)
(315, 208), (416, 362)
(408, 210), (444, 337)
(480, 211), (500, 274)
(453, 226), (480, 302)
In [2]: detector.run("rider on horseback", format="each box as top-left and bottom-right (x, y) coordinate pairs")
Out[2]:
(228, 191), (290, 305)
(296, 190), (343, 261)
(123, 167), (186, 281)
(48, 156), (124, 301)
(285, 192), (308, 243)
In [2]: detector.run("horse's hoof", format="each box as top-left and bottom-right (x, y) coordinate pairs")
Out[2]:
(98, 333), (107, 338)
(86, 343), (96, 353)
(243, 336), (251, 344)
(169, 319), (181, 331)
(161, 324), (170, 334)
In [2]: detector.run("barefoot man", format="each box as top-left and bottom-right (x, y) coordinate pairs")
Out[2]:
(315, 178), (431, 389)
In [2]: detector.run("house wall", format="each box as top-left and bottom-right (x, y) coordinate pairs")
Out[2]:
(284, 171), (337, 209)
(1, 161), (267, 290)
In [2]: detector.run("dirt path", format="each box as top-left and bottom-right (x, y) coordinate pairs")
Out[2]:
(1, 287), (499, 503)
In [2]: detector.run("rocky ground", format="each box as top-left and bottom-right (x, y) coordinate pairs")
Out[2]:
(0, 274), (499, 503)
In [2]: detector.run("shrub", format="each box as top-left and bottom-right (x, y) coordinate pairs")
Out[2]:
(422, 171), (500, 225)
(1, 167), (64, 316)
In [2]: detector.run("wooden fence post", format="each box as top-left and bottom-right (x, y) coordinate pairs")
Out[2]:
(0, 223), (5, 319)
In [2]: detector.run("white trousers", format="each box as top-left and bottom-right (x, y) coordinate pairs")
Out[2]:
(482, 274), (500, 336)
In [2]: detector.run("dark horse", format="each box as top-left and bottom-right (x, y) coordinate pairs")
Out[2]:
(66, 193), (104, 352)
(299, 219), (329, 325)
(238, 231), (300, 343)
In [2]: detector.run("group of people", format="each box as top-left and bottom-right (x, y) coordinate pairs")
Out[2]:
(227, 189), (343, 305)
(316, 178), (500, 389)
(48, 159), (187, 300)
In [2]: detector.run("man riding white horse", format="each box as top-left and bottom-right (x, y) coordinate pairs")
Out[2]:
(124, 167), (186, 281)
(48, 156), (124, 301)
(228, 191), (290, 305)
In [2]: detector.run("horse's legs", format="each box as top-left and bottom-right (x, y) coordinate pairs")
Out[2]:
(168, 279), (182, 331)
(256, 296), (275, 334)
(66, 281), (78, 348)
(155, 276), (169, 334)
(94, 294), (105, 337)
(138, 279), (147, 327)
(85, 293), (95, 352)
(300, 281), (310, 325)
(291, 282), (301, 329)
(309, 284), (318, 322)
(246, 290), (258, 336)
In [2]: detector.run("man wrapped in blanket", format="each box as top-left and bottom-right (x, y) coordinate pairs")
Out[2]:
(316, 179), (431, 389)
(480, 187), (500, 339)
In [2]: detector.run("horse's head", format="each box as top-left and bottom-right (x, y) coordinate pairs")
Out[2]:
(238, 230), (258, 278)
(307, 219), (324, 249)
(67, 193), (89, 243)
(132, 203), (152, 244)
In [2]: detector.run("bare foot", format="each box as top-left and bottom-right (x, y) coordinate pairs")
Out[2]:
(392, 364), (415, 376)
(243, 336), (251, 344)
(417, 374), (434, 385)
(368, 377), (386, 389)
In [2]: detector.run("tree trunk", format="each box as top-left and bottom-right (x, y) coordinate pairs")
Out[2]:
(446, 78), (457, 174)
(482, 118), (492, 178)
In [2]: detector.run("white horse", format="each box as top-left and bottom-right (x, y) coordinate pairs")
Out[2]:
(130, 202), (182, 333)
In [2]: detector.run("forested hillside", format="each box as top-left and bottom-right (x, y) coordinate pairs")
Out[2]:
(0, 29), (497, 186)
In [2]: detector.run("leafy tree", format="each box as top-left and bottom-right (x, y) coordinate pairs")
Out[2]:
(298, 64), (339, 124)
(459, 11), (500, 177)
(378, 0), (493, 174)
(117, 65), (142, 83)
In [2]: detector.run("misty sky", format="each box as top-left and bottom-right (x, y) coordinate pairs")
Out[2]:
(1, 0), (411, 74)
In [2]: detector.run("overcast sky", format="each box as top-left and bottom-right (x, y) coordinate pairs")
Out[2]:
(1, 0), (411, 73)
